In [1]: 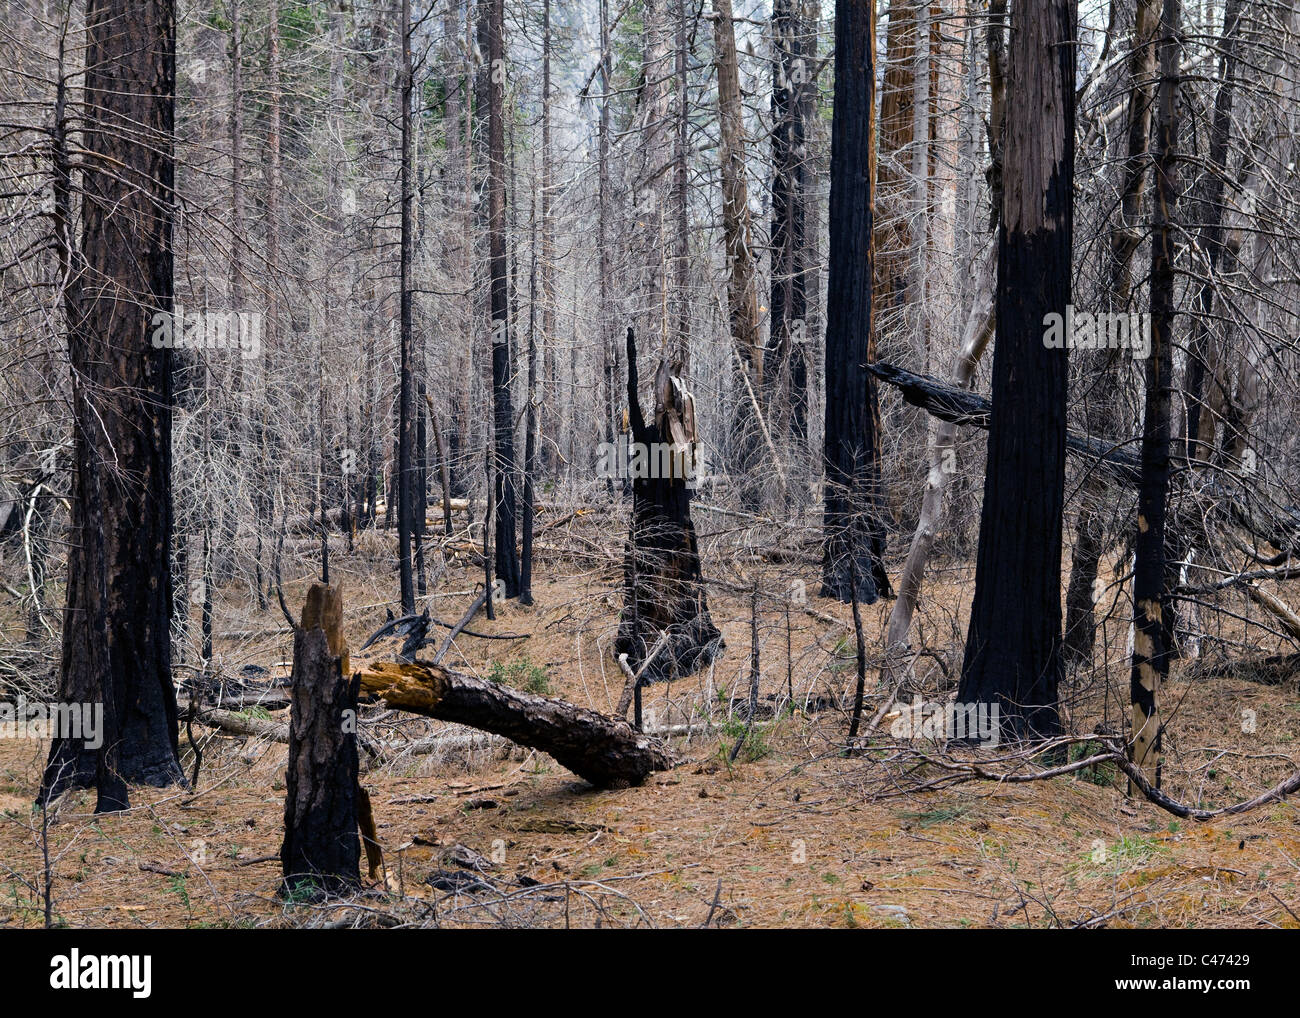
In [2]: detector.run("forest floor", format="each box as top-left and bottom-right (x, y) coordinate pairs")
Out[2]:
(2, 512), (1299, 928)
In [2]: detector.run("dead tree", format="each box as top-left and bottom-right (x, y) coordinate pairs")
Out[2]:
(40, 0), (183, 811)
(615, 328), (723, 686)
(481, 0), (520, 597)
(1063, 0), (1162, 665)
(712, 0), (764, 501)
(956, 0), (1076, 741)
(358, 660), (675, 789)
(280, 582), (360, 897)
(822, 0), (891, 604)
(1129, 0), (1183, 789)
(397, 0), (417, 612)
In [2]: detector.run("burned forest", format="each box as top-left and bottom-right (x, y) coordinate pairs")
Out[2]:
(2, 0), (1300, 965)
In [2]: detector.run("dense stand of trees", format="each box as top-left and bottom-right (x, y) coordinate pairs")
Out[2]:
(2, 0), (1300, 810)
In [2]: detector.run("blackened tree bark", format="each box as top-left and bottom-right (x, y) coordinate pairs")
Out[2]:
(821, 0), (891, 604)
(615, 329), (723, 685)
(957, 0), (1076, 740)
(1063, 0), (1161, 664)
(482, 0), (520, 597)
(1183, 0), (1244, 463)
(359, 659), (675, 789)
(397, 0), (416, 613)
(40, 0), (183, 810)
(1130, 0), (1182, 788)
(280, 583), (360, 897)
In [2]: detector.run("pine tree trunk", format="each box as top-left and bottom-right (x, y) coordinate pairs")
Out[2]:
(956, 0), (1076, 740)
(821, 0), (891, 604)
(1063, 0), (1162, 665)
(1130, 0), (1182, 788)
(281, 583), (360, 897)
(41, 0), (183, 810)
(482, 0), (520, 597)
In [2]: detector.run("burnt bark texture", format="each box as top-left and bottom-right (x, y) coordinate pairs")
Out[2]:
(482, 0), (520, 597)
(1130, 0), (1182, 788)
(281, 584), (360, 896)
(615, 328), (723, 685)
(957, 0), (1076, 740)
(1063, 0), (1161, 665)
(40, 0), (183, 811)
(822, 0), (891, 604)
(359, 660), (675, 789)
(397, 0), (416, 612)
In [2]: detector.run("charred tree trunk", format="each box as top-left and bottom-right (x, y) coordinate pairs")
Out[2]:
(280, 582), (360, 897)
(1130, 0), (1182, 789)
(1063, 0), (1162, 665)
(957, 0), (1076, 740)
(1183, 0), (1244, 463)
(397, 0), (416, 613)
(821, 0), (891, 604)
(482, 0), (520, 597)
(615, 328), (723, 685)
(40, 0), (182, 810)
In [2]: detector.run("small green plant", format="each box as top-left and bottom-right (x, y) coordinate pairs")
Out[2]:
(1069, 739), (1118, 787)
(487, 657), (551, 695)
(718, 717), (772, 763)
(167, 874), (191, 912)
(281, 878), (322, 905)
(899, 805), (970, 829)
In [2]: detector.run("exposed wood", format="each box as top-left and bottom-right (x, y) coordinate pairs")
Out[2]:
(281, 582), (360, 896)
(188, 707), (289, 743)
(357, 659), (675, 789)
(615, 328), (723, 685)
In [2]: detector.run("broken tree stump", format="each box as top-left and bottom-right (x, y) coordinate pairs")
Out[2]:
(357, 660), (675, 789)
(614, 327), (724, 686)
(280, 582), (361, 897)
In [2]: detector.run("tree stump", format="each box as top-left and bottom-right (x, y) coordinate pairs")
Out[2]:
(280, 582), (360, 897)
(614, 328), (724, 687)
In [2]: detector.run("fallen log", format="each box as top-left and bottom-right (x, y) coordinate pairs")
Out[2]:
(187, 706), (289, 743)
(868, 361), (1143, 483)
(357, 660), (675, 789)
